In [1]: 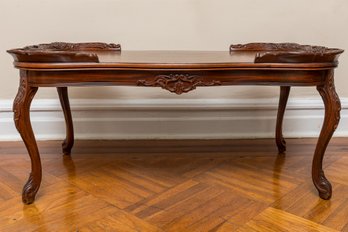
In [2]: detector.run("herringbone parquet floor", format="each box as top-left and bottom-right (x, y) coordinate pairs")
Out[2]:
(0, 139), (348, 231)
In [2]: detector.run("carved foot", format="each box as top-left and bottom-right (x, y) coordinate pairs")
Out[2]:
(62, 139), (72, 155)
(276, 86), (290, 154)
(315, 171), (332, 200)
(22, 173), (40, 204)
(313, 70), (340, 200)
(277, 137), (286, 154)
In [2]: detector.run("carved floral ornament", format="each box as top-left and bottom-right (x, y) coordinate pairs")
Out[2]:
(230, 43), (344, 63)
(23, 42), (121, 51)
(13, 78), (26, 126)
(230, 43), (335, 54)
(137, 74), (221, 95)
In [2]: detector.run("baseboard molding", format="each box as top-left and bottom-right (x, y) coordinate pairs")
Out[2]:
(0, 98), (348, 141)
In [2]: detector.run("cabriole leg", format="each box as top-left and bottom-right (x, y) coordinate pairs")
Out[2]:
(13, 74), (40, 204)
(314, 70), (341, 200)
(57, 87), (74, 155)
(276, 86), (290, 153)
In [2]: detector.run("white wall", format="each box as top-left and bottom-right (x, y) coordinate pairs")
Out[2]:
(0, 0), (347, 139)
(1, 0), (347, 100)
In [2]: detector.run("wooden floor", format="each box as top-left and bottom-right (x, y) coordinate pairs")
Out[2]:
(0, 138), (348, 231)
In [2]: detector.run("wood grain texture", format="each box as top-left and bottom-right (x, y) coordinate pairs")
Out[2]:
(236, 207), (338, 232)
(0, 138), (348, 231)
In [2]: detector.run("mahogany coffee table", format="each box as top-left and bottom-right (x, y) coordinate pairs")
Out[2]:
(8, 42), (344, 204)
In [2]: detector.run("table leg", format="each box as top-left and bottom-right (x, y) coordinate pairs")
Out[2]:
(314, 70), (341, 200)
(57, 87), (74, 155)
(275, 86), (290, 154)
(13, 75), (40, 204)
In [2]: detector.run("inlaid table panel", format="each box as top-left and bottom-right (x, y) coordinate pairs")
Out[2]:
(7, 42), (344, 204)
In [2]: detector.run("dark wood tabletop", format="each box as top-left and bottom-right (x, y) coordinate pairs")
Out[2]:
(9, 42), (342, 69)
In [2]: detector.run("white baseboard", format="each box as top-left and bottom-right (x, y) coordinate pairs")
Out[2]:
(0, 98), (348, 141)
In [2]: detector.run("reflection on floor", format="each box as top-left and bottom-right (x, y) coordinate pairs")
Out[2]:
(0, 138), (347, 231)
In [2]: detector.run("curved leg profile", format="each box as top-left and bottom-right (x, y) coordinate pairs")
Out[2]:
(276, 86), (290, 154)
(314, 70), (341, 200)
(13, 75), (40, 204)
(57, 87), (74, 155)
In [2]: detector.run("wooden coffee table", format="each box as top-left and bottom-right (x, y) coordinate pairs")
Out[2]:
(8, 42), (344, 204)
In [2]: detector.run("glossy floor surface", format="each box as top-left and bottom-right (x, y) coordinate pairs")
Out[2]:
(0, 139), (348, 231)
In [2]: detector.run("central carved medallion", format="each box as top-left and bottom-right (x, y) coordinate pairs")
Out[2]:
(137, 74), (221, 95)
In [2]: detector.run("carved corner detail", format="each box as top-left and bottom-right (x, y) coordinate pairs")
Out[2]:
(23, 42), (121, 51)
(13, 77), (38, 131)
(137, 74), (221, 95)
(230, 43), (335, 54)
(13, 78), (27, 129)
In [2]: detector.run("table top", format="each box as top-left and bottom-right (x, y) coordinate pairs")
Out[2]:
(8, 42), (344, 70)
